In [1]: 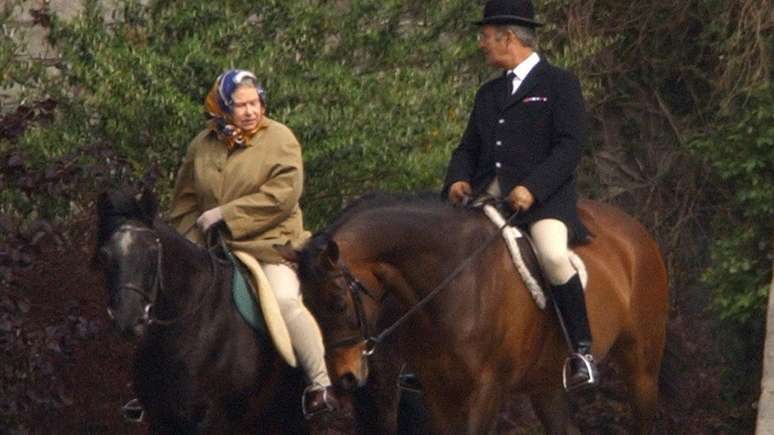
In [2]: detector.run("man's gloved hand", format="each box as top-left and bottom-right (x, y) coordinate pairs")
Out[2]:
(448, 181), (472, 206)
(196, 207), (224, 233)
(508, 185), (534, 212)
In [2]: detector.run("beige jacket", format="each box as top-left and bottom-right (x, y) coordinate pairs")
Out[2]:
(168, 117), (310, 263)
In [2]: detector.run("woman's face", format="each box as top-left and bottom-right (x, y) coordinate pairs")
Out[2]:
(230, 86), (263, 131)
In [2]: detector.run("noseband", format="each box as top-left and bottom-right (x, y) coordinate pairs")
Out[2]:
(326, 264), (382, 355)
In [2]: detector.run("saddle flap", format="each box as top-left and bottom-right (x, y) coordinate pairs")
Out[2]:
(231, 261), (267, 334)
(515, 235), (550, 291)
(232, 251), (298, 368)
(481, 204), (588, 309)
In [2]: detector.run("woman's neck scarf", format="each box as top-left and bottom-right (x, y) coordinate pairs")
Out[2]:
(204, 71), (262, 151)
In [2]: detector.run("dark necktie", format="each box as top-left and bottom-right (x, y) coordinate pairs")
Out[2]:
(507, 71), (517, 95)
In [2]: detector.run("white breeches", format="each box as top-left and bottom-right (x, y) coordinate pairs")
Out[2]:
(260, 263), (331, 388)
(529, 219), (576, 286)
(486, 178), (576, 286)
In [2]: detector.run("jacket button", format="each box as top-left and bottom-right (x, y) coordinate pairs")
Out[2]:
(498, 119), (505, 124)
(495, 162), (502, 168)
(496, 140), (502, 146)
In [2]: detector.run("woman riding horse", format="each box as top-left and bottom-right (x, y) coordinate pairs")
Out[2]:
(167, 69), (338, 417)
(95, 189), (309, 434)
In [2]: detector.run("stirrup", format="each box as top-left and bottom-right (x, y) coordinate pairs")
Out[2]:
(562, 353), (599, 393)
(121, 398), (145, 423)
(302, 385), (336, 419)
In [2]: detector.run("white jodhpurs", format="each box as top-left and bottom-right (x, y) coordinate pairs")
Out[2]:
(486, 178), (576, 286)
(529, 219), (576, 286)
(260, 263), (331, 388)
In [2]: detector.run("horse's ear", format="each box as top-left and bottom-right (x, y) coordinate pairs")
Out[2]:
(321, 239), (339, 269)
(275, 242), (301, 264)
(138, 188), (158, 224)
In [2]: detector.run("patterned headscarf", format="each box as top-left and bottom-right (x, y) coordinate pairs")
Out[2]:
(204, 69), (266, 151)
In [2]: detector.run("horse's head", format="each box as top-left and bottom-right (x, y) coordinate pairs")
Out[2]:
(278, 235), (377, 392)
(94, 188), (160, 337)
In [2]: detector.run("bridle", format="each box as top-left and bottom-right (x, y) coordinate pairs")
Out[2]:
(106, 225), (213, 327)
(325, 204), (519, 358)
(325, 264), (383, 356)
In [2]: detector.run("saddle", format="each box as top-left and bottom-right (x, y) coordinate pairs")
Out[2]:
(478, 203), (588, 309)
(210, 232), (298, 367)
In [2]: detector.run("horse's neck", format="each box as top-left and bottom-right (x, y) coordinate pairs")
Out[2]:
(343, 209), (548, 344)
(345, 207), (495, 273)
(156, 227), (225, 317)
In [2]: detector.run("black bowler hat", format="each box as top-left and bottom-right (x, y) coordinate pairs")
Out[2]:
(474, 0), (544, 28)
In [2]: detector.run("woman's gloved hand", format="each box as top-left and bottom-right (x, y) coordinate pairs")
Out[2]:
(196, 207), (224, 233)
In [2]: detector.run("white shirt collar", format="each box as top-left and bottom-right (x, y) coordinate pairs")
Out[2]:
(508, 52), (540, 81)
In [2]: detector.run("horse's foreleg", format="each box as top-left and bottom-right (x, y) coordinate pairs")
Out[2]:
(352, 382), (400, 435)
(528, 387), (581, 435)
(466, 380), (503, 435)
(352, 354), (401, 435)
(423, 377), (502, 435)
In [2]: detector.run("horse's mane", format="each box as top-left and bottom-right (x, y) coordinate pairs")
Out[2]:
(320, 191), (450, 236)
(95, 188), (172, 250)
(299, 191), (481, 282)
(298, 192), (449, 280)
(96, 190), (146, 245)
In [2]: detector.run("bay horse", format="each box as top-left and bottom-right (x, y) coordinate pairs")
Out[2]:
(278, 194), (669, 434)
(94, 189), (307, 435)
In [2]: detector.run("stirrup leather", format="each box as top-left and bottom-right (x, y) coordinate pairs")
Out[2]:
(562, 352), (598, 392)
(121, 398), (145, 423)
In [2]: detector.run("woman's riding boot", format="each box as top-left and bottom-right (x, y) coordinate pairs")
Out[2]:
(303, 385), (339, 418)
(551, 273), (599, 392)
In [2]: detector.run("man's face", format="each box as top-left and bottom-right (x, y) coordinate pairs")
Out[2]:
(230, 86), (263, 131)
(478, 25), (510, 68)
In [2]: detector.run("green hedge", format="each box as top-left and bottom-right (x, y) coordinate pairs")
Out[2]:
(4, 0), (609, 229)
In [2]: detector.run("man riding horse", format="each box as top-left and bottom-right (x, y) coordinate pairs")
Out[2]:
(443, 0), (598, 391)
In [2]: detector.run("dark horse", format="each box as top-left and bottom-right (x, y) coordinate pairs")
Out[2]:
(94, 189), (307, 434)
(279, 195), (669, 434)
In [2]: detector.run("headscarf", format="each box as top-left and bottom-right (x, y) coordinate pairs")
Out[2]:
(204, 69), (266, 151)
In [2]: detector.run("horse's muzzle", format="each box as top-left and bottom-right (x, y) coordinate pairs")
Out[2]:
(107, 307), (145, 337)
(338, 371), (365, 392)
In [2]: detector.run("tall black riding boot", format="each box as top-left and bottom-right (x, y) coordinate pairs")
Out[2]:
(551, 273), (599, 392)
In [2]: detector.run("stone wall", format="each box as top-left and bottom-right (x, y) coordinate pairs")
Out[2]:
(2, 0), (141, 112)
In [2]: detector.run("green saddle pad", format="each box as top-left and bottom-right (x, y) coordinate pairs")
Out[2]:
(231, 261), (268, 336)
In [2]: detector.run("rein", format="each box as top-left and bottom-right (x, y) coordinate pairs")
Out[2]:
(330, 202), (519, 356)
